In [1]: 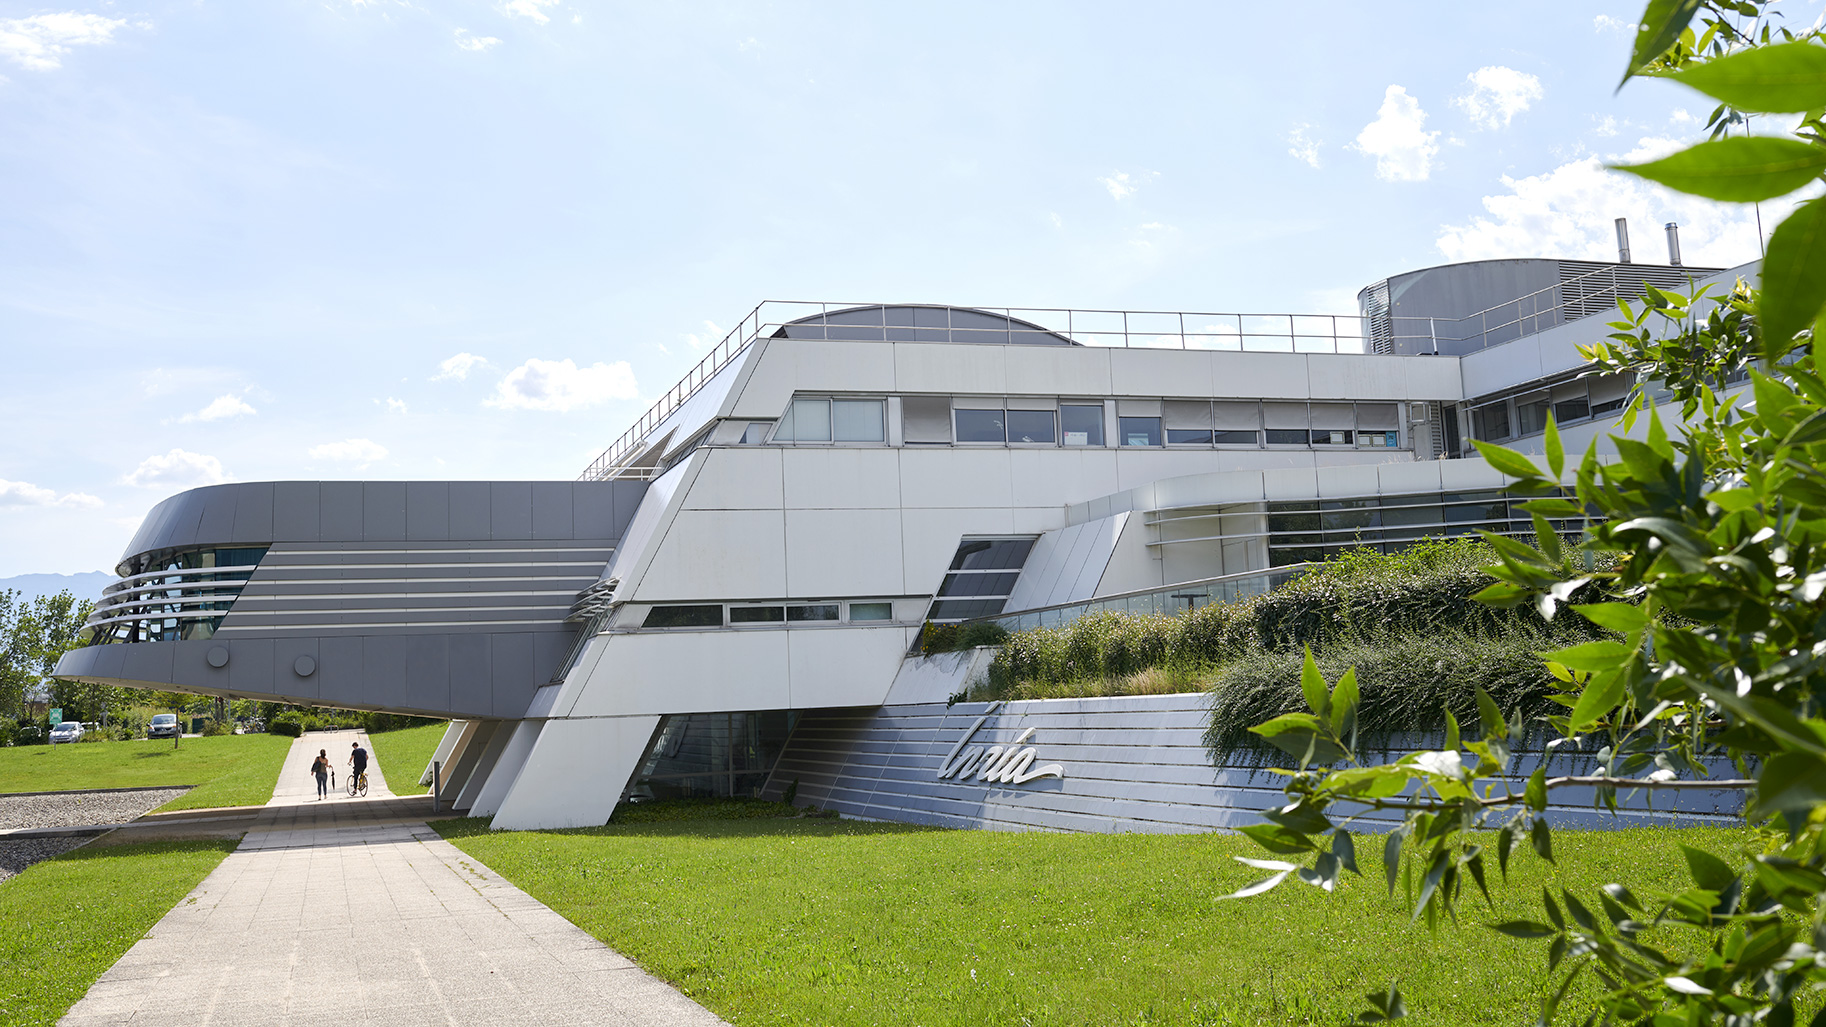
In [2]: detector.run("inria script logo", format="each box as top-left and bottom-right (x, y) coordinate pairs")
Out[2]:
(935, 705), (1064, 785)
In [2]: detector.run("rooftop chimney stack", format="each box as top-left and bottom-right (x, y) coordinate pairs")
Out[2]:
(1616, 218), (1632, 264)
(1666, 221), (1683, 266)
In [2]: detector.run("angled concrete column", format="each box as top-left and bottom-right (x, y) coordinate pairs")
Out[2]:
(421, 719), (471, 786)
(468, 720), (543, 818)
(490, 715), (660, 830)
(442, 721), (500, 804)
(453, 720), (515, 810)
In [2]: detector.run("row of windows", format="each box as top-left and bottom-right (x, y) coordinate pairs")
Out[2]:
(766, 397), (1406, 450)
(1468, 371), (1634, 443)
(643, 599), (897, 629)
(929, 537), (1037, 623)
(1261, 491), (1578, 566)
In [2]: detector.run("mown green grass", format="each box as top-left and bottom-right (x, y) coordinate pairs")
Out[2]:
(0, 840), (236, 1026)
(438, 816), (1751, 1027)
(0, 735), (291, 811)
(365, 722), (447, 794)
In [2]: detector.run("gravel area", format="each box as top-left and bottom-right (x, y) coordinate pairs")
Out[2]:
(0, 788), (191, 831)
(0, 836), (87, 883)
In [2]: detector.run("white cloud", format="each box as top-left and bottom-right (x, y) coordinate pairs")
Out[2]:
(683, 320), (724, 351)
(308, 438), (389, 463)
(0, 479), (102, 509)
(485, 358), (638, 412)
(124, 449), (229, 490)
(1097, 171), (1154, 201)
(501, 0), (561, 24)
(433, 352), (489, 381)
(1594, 14), (1633, 33)
(1049, 212), (1063, 228)
(1287, 124), (1322, 169)
(455, 30), (500, 52)
(384, 397), (408, 414)
(1436, 138), (1791, 267)
(1353, 86), (1439, 182)
(1670, 108), (1697, 126)
(1455, 66), (1543, 131)
(0, 12), (129, 71)
(176, 394), (256, 423)
(1593, 115), (1619, 137)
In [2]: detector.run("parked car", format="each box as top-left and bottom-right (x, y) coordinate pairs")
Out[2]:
(48, 722), (84, 744)
(148, 713), (179, 739)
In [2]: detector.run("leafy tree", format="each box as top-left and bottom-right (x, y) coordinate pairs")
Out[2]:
(1229, 3), (1826, 1023)
(0, 589), (97, 720)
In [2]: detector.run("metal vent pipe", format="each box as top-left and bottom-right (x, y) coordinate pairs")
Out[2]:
(1666, 222), (1683, 266)
(1615, 218), (1632, 263)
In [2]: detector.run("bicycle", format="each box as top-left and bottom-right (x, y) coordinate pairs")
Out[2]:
(347, 770), (368, 797)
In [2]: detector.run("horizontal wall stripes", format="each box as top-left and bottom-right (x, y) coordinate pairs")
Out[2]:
(217, 540), (614, 637)
(765, 695), (1746, 834)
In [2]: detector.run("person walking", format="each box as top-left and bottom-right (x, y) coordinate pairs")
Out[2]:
(310, 749), (331, 800)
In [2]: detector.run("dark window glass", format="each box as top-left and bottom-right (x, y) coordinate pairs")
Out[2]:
(1311, 429), (1354, 445)
(937, 572), (1020, 597)
(849, 602), (893, 621)
(1006, 409), (1056, 444)
(1554, 397), (1590, 423)
(928, 598), (1007, 620)
(1590, 395), (1628, 416)
(1445, 502), (1507, 523)
(1378, 504), (1444, 527)
(948, 538), (1036, 570)
(643, 605), (723, 628)
(1166, 428), (1213, 445)
(729, 606), (784, 623)
(786, 604), (840, 621)
(1119, 416), (1162, 447)
(1474, 404), (1511, 441)
(1213, 430), (1259, 445)
(954, 409), (1006, 442)
(1269, 512), (1319, 533)
(1060, 404), (1105, 446)
(1321, 508), (1376, 530)
(1516, 398), (1550, 436)
(1265, 429), (1308, 445)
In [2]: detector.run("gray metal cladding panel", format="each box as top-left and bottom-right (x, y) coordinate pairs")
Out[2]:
(771, 695), (1744, 835)
(490, 633), (535, 702)
(406, 482), (450, 540)
(118, 642), (174, 685)
(227, 638), (276, 695)
(361, 635), (410, 709)
(573, 485), (617, 539)
(320, 482), (364, 539)
(363, 483), (408, 541)
(231, 484), (275, 544)
(531, 483), (574, 540)
(490, 483), (533, 540)
(449, 633), (493, 716)
(274, 482), (321, 541)
(529, 630), (571, 686)
(273, 637), (322, 703)
(449, 482), (492, 539)
(406, 635), (452, 713)
(611, 480), (648, 537)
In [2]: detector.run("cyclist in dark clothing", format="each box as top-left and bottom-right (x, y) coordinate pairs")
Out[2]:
(349, 742), (369, 787)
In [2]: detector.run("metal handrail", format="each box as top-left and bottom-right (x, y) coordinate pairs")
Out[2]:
(969, 563), (1314, 635)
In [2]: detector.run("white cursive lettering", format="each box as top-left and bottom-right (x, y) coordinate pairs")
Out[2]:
(936, 709), (1064, 784)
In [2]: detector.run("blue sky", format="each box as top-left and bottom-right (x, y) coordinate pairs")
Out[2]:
(0, 1), (1808, 576)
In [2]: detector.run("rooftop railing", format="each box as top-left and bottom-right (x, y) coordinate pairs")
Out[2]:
(970, 563), (1314, 635)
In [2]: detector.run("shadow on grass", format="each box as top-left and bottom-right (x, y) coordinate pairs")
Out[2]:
(44, 839), (240, 865)
(434, 814), (937, 842)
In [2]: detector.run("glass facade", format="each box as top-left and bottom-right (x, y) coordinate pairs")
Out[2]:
(630, 710), (797, 800)
(86, 545), (269, 645)
(926, 537), (1037, 622)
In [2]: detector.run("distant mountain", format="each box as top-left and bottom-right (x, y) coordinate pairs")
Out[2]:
(0, 572), (112, 606)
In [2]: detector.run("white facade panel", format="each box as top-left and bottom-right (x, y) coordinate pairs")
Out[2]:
(569, 630), (793, 716)
(900, 506), (1017, 596)
(489, 715), (660, 831)
(782, 448), (902, 509)
(786, 628), (909, 708)
(636, 508), (787, 600)
(784, 508), (905, 596)
(1007, 449), (1120, 509)
(893, 342), (1007, 394)
(898, 447), (1015, 510)
(680, 447), (784, 510)
(1004, 346), (1114, 396)
(1210, 352), (1313, 398)
(1306, 354), (1407, 400)
(1108, 348), (1217, 399)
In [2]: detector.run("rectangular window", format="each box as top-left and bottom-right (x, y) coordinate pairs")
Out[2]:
(1516, 394), (1550, 436)
(787, 603), (840, 622)
(938, 572), (1021, 596)
(741, 422), (772, 444)
(949, 537), (1036, 570)
(1060, 403), (1104, 446)
(833, 400), (885, 442)
(790, 398), (832, 442)
(729, 606), (785, 623)
(1356, 403), (1399, 431)
(902, 396), (953, 443)
(643, 605), (723, 628)
(1588, 371), (1634, 416)
(1213, 429), (1259, 445)
(1006, 409), (1056, 444)
(1473, 403), (1511, 441)
(954, 408), (1007, 443)
(1312, 429), (1354, 445)
(1119, 416), (1162, 446)
(928, 599), (1007, 621)
(1166, 429), (1213, 445)
(848, 602), (893, 621)
(1265, 429), (1308, 445)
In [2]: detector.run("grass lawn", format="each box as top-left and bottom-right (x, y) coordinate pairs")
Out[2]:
(366, 722), (447, 794)
(438, 815), (1753, 1027)
(0, 840), (236, 1026)
(0, 735), (291, 811)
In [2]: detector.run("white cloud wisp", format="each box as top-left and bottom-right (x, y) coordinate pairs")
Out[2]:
(1353, 86), (1439, 182)
(1455, 66), (1544, 131)
(308, 438), (389, 463)
(1287, 124), (1321, 169)
(177, 394), (256, 423)
(455, 30), (500, 52)
(433, 352), (489, 381)
(125, 450), (229, 489)
(485, 358), (638, 412)
(501, 0), (561, 24)
(0, 12), (129, 71)
(0, 479), (102, 509)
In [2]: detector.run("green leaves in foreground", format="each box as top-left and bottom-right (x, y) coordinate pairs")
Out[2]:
(1610, 136), (1826, 203)
(1622, 0), (1703, 85)
(1760, 196), (1826, 348)
(1657, 40), (1826, 112)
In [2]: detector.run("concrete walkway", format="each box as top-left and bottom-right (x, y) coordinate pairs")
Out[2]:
(59, 731), (728, 1027)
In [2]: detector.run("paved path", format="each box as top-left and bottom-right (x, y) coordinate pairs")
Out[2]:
(59, 731), (728, 1027)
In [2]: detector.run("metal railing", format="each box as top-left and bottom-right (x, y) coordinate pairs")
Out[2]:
(578, 301), (1377, 480)
(972, 563), (1313, 635)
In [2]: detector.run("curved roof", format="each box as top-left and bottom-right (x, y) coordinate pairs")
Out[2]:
(772, 304), (1079, 346)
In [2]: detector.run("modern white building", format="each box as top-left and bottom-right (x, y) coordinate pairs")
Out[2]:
(54, 250), (1750, 831)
